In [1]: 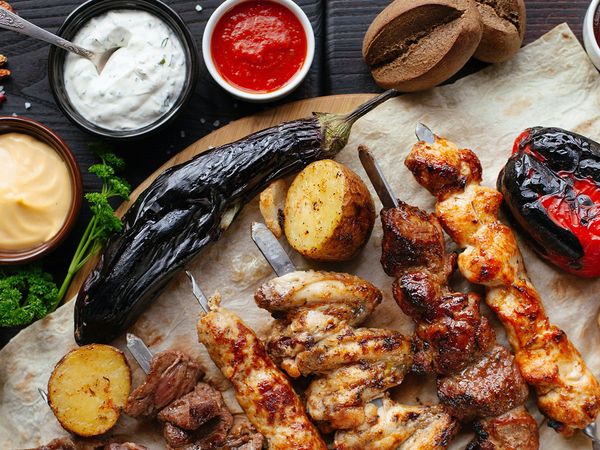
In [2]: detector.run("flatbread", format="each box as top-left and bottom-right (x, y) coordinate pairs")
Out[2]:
(1, 23), (598, 449)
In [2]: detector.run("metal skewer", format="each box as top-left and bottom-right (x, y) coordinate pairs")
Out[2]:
(126, 332), (154, 374)
(415, 122), (436, 144)
(251, 222), (296, 276)
(358, 146), (399, 207)
(186, 270), (210, 313)
(38, 388), (49, 405)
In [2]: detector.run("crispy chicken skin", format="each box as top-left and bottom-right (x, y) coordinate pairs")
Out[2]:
(380, 200), (537, 449)
(125, 350), (204, 418)
(255, 270), (458, 448)
(334, 396), (458, 450)
(406, 135), (600, 433)
(255, 270), (382, 377)
(197, 294), (327, 450)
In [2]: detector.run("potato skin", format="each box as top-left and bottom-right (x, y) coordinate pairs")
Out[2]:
(259, 179), (288, 239)
(284, 160), (375, 262)
(48, 344), (131, 437)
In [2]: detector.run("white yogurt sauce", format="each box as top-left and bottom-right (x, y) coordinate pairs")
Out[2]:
(64, 9), (187, 131)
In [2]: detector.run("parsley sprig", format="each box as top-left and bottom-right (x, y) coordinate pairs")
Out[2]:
(55, 145), (131, 304)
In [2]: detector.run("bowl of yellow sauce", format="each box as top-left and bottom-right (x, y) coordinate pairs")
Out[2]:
(0, 117), (82, 264)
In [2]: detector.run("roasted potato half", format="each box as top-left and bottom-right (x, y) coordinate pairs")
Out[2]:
(259, 179), (288, 239)
(284, 160), (375, 262)
(48, 344), (131, 437)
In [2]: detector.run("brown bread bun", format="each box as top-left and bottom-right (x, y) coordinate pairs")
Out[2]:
(473, 0), (526, 63)
(363, 0), (483, 92)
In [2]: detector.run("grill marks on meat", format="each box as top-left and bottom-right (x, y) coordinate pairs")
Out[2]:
(380, 201), (537, 449)
(125, 350), (263, 449)
(197, 294), (327, 450)
(255, 270), (458, 448)
(125, 351), (204, 418)
(467, 406), (539, 450)
(406, 135), (600, 434)
(334, 396), (459, 450)
(158, 383), (227, 430)
(437, 345), (528, 421)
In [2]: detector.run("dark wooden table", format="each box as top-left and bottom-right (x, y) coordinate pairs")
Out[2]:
(0, 0), (592, 293)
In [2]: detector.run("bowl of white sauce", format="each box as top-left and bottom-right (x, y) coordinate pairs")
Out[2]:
(48, 0), (198, 140)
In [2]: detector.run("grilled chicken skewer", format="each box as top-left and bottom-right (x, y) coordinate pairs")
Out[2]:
(360, 146), (539, 450)
(188, 273), (327, 450)
(251, 223), (458, 449)
(405, 125), (600, 435)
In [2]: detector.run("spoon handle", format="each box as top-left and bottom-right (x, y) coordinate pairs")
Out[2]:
(0, 7), (94, 59)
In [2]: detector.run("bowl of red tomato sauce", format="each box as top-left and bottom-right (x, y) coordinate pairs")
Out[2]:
(203, 0), (315, 102)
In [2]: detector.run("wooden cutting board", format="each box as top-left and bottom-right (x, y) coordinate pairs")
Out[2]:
(65, 93), (375, 300)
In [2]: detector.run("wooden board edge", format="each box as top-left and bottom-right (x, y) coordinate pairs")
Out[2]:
(65, 93), (375, 302)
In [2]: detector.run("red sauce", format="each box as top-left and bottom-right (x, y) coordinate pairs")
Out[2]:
(594, 5), (600, 46)
(211, 1), (308, 94)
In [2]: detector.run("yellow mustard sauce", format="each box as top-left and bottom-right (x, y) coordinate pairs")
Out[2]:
(0, 133), (72, 251)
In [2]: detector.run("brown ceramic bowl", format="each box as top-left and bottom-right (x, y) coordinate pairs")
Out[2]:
(0, 116), (83, 265)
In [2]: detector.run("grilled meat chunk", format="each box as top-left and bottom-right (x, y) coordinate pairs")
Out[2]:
(406, 134), (600, 433)
(223, 416), (266, 449)
(384, 204), (495, 375)
(125, 350), (203, 418)
(437, 345), (528, 421)
(334, 396), (459, 450)
(197, 294), (327, 450)
(158, 382), (227, 431)
(468, 406), (539, 450)
(379, 198), (537, 448)
(31, 439), (148, 450)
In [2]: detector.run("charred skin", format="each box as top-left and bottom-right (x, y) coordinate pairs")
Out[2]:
(498, 127), (600, 277)
(75, 91), (398, 345)
(406, 135), (600, 434)
(196, 299), (327, 450)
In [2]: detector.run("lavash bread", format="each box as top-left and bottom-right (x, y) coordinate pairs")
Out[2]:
(364, 0), (526, 91)
(473, 0), (526, 63)
(363, 0), (483, 92)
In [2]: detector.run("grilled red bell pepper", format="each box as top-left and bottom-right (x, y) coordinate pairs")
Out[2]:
(497, 127), (600, 277)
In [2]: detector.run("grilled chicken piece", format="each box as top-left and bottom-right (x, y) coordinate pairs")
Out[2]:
(125, 350), (204, 418)
(256, 272), (415, 431)
(468, 406), (539, 450)
(406, 135), (600, 433)
(255, 270), (455, 443)
(334, 396), (458, 450)
(379, 199), (537, 448)
(197, 294), (327, 450)
(255, 270), (382, 376)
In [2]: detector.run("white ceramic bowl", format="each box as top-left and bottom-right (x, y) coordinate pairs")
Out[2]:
(202, 0), (315, 102)
(584, 0), (600, 70)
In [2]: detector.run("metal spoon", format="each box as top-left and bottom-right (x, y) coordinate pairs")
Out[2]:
(0, 6), (118, 73)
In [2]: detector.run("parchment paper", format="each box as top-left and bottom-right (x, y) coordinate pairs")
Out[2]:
(2, 23), (599, 449)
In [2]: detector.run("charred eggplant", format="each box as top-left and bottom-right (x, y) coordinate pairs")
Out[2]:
(75, 91), (398, 344)
(498, 127), (600, 277)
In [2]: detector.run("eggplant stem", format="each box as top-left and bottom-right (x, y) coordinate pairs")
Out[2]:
(344, 90), (399, 124)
